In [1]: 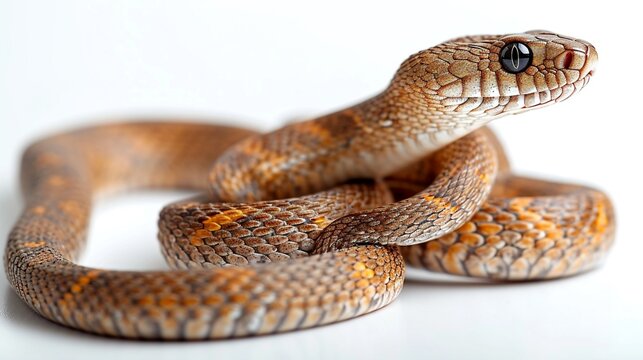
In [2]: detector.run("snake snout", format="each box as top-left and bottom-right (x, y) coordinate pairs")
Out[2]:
(554, 42), (597, 80)
(579, 44), (598, 79)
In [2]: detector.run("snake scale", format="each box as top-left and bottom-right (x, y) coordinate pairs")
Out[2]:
(4, 30), (614, 340)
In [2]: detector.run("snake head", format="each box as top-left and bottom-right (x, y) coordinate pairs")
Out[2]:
(391, 30), (598, 118)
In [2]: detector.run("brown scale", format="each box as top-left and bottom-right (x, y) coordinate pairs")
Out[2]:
(4, 31), (613, 340)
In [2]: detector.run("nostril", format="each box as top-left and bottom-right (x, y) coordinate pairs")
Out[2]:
(563, 51), (574, 69)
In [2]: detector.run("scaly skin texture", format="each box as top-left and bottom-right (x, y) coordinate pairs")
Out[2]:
(4, 31), (614, 340)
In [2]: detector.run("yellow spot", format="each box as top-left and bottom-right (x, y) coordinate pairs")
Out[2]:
(592, 201), (609, 233)
(206, 222), (221, 231)
(422, 194), (459, 214)
(361, 269), (375, 279)
(313, 216), (326, 224)
(71, 284), (82, 293)
(222, 209), (245, 221)
(23, 241), (45, 248)
(214, 214), (232, 224)
(356, 279), (370, 288)
(479, 173), (490, 184)
(311, 216), (329, 227)
(353, 262), (366, 271)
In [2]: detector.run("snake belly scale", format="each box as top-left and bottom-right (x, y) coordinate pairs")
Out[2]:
(4, 30), (614, 339)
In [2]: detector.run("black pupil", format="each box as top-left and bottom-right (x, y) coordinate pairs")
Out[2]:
(500, 42), (532, 73)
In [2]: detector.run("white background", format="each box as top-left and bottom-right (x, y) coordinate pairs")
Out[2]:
(1, 1), (642, 359)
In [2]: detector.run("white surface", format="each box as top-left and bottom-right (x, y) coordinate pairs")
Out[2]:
(1, 1), (642, 359)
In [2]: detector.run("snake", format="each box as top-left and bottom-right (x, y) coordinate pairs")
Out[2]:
(4, 30), (615, 340)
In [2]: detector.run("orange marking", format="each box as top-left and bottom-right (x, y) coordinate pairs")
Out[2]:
(23, 241), (45, 248)
(201, 209), (249, 238)
(213, 214), (231, 224)
(509, 198), (532, 212)
(479, 172), (490, 184)
(31, 206), (46, 215)
(458, 222), (476, 233)
(311, 215), (331, 228)
(138, 296), (155, 306)
(190, 236), (204, 246)
(535, 221), (556, 231)
(67, 271), (99, 296)
(206, 222), (222, 231)
(159, 296), (178, 308)
(195, 229), (211, 238)
(182, 296), (200, 307)
(518, 211), (542, 222)
(230, 294), (248, 304)
(426, 241), (442, 252)
(222, 209), (245, 221)
(592, 201), (609, 234)
(296, 121), (334, 146)
(422, 194), (459, 214)
(477, 223), (502, 236)
(204, 294), (224, 306)
(361, 269), (375, 279)
(356, 279), (370, 289)
(546, 228), (564, 240)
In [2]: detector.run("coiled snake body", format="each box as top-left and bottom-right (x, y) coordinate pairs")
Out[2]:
(4, 31), (614, 339)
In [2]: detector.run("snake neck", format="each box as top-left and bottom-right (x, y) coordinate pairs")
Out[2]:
(342, 87), (493, 177)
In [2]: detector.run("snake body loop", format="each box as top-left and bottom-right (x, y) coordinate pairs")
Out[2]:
(4, 31), (614, 339)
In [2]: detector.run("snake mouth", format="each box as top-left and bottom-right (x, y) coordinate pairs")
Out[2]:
(534, 73), (593, 106)
(495, 73), (594, 115)
(441, 74), (592, 116)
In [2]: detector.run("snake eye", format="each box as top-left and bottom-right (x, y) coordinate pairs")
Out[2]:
(500, 42), (533, 73)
